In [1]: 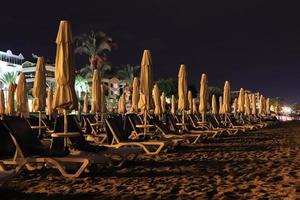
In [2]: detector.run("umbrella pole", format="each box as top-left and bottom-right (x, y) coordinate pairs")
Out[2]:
(38, 111), (42, 138)
(101, 112), (104, 131)
(63, 109), (68, 148)
(202, 112), (205, 123)
(96, 112), (99, 134)
(182, 111), (185, 131)
(144, 109), (147, 137)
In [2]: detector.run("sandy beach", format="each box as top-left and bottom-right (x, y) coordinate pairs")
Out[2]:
(1, 121), (300, 199)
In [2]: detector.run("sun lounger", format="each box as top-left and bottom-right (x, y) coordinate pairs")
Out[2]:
(206, 114), (239, 135)
(225, 114), (255, 131)
(51, 115), (142, 165)
(0, 117), (100, 178)
(150, 115), (203, 144)
(105, 116), (172, 156)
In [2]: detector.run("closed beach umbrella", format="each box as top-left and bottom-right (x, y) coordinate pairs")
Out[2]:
(188, 90), (193, 114)
(46, 89), (53, 117)
(238, 88), (245, 113)
(266, 98), (270, 115)
(199, 74), (208, 120)
(15, 73), (29, 117)
(251, 94), (256, 115)
(212, 95), (218, 114)
(138, 50), (152, 112)
(219, 96), (223, 114)
(223, 81), (231, 113)
(83, 93), (89, 114)
(118, 94), (126, 114)
(52, 20), (77, 110)
(244, 93), (251, 115)
(91, 69), (101, 113)
(131, 77), (139, 112)
(152, 84), (161, 116)
(232, 98), (238, 114)
(6, 84), (15, 116)
(178, 64), (188, 112)
(192, 98), (197, 114)
(259, 95), (265, 115)
(161, 92), (166, 113)
(32, 57), (47, 112)
(0, 89), (5, 116)
(171, 95), (176, 114)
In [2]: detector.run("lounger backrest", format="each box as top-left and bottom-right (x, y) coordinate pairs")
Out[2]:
(228, 115), (241, 126)
(2, 117), (46, 157)
(188, 114), (198, 127)
(150, 115), (173, 134)
(82, 115), (93, 134)
(27, 115), (39, 126)
(206, 114), (219, 128)
(53, 115), (97, 151)
(42, 117), (55, 130)
(126, 113), (143, 133)
(166, 114), (178, 131)
(105, 116), (129, 143)
(87, 115), (96, 123)
(0, 122), (16, 159)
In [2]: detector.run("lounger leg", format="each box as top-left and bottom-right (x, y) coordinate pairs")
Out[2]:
(44, 158), (89, 178)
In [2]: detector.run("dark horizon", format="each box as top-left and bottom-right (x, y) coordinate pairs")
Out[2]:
(0, 0), (299, 104)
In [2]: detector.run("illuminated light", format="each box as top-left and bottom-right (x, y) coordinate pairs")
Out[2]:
(282, 106), (292, 114)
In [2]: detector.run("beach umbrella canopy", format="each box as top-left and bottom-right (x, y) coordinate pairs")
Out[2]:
(6, 84), (15, 116)
(266, 98), (270, 115)
(138, 50), (152, 112)
(171, 95), (176, 114)
(212, 95), (218, 114)
(199, 73), (208, 114)
(32, 57), (47, 112)
(188, 90), (193, 114)
(238, 88), (245, 113)
(131, 77), (139, 112)
(219, 102), (223, 114)
(15, 73), (29, 117)
(178, 64), (188, 112)
(0, 89), (5, 116)
(83, 93), (89, 114)
(232, 98), (238, 114)
(192, 98), (197, 114)
(118, 93), (126, 114)
(52, 20), (77, 110)
(223, 81), (231, 113)
(161, 92), (166, 113)
(46, 89), (53, 116)
(152, 84), (161, 115)
(259, 95), (265, 115)
(251, 94), (256, 115)
(219, 96), (223, 114)
(91, 69), (101, 113)
(244, 93), (251, 115)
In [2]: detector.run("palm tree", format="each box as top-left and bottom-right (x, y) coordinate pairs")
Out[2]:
(75, 74), (89, 98)
(270, 96), (282, 114)
(117, 64), (140, 86)
(79, 63), (112, 79)
(207, 86), (222, 102)
(0, 72), (18, 88)
(156, 78), (178, 97)
(74, 30), (116, 71)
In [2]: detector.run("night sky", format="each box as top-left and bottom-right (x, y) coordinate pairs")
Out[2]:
(0, 0), (300, 103)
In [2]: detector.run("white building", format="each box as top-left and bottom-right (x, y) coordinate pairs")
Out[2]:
(0, 50), (55, 96)
(22, 60), (55, 88)
(0, 50), (24, 88)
